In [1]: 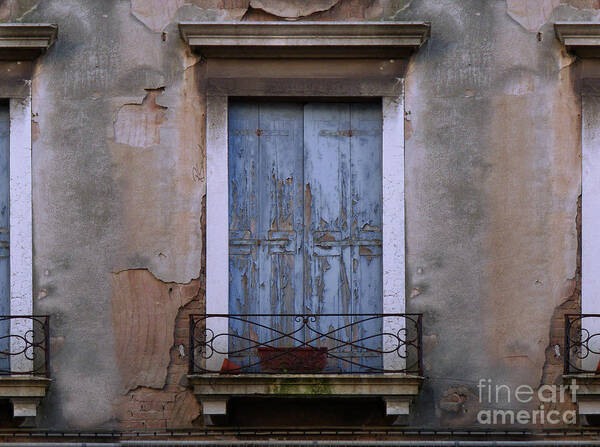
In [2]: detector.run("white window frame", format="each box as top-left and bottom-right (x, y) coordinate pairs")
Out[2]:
(7, 96), (33, 375)
(205, 94), (406, 372)
(556, 23), (600, 373)
(179, 21), (430, 374)
(0, 23), (56, 378)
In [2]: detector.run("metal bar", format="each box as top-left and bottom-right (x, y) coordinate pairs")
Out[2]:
(45, 315), (50, 377)
(0, 315), (50, 376)
(189, 314), (194, 375)
(191, 313), (422, 317)
(418, 314), (423, 376)
(561, 314), (600, 374)
(564, 314), (570, 375)
(188, 313), (423, 375)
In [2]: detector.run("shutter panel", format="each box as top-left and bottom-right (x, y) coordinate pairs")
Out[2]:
(228, 101), (382, 372)
(228, 102), (304, 367)
(256, 103), (304, 344)
(349, 103), (383, 371)
(304, 102), (383, 372)
(228, 102), (260, 366)
(303, 103), (352, 371)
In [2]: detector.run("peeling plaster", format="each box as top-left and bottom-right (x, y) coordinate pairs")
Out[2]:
(114, 89), (167, 148)
(131, 0), (250, 32)
(111, 269), (201, 393)
(248, 0), (339, 18)
(507, 0), (600, 33)
(0, 0), (39, 22)
(567, 0), (600, 8)
(130, 0), (185, 33)
(506, 0), (561, 33)
(0, 0), (12, 21)
(310, 0), (386, 21)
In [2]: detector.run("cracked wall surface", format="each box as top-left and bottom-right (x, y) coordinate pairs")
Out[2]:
(0, 0), (588, 430)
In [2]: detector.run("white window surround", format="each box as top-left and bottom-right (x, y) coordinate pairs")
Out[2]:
(556, 23), (600, 417)
(179, 21), (430, 59)
(9, 96), (34, 375)
(0, 22), (57, 419)
(555, 24), (600, 322)
(181, 21), (430, 420)
(205, 95), (406, 373)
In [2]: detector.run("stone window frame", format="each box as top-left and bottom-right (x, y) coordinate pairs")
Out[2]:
(180, 22), (430, 419)
(556, 22), (600, 417)
(0, 23), (56, 418)
(556, 23), (600, 346)
(179, 21), (430, 370)
(7, 96), (34, 375)
(0, 23), (56, 376)
(204, 94), (407, 371)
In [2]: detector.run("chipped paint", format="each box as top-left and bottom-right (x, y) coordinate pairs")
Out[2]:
(130, 0), (185, 33)
(248, 0), (339, 18)
(114, 89), (167, 148)
(506, 0), (561, 32)
(111, 269), (200, 393)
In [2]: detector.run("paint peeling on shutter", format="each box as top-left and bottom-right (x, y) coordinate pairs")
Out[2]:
(228, 101), (382, 373)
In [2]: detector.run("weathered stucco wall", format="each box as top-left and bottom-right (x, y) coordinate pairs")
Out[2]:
(0, 0), (592, 430)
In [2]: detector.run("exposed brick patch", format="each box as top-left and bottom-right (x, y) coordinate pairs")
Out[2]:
(116, 195), (207, 430)
(117, 295), (204, 429)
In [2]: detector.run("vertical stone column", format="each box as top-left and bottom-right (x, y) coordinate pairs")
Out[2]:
(9, 96), (33, 375)
(382, 92), (407, 373)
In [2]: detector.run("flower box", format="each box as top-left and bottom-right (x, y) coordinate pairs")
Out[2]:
(257, 346), (328, 373)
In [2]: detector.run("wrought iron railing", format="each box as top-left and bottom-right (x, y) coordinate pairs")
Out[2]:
(564, 313), (600, 374)
(189, 313), (422, 375)
(0, 315), (49, 376)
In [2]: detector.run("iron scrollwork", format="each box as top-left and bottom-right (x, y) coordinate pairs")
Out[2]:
(564, 314), (600, 374)
(189, 313), (423, 375)
(0, 315), (49, 376)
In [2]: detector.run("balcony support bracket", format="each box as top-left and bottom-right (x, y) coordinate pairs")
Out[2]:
(189, 374), (423, 423)
(0, 376), (51, 418)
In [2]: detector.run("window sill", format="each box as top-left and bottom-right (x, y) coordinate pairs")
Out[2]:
(188, 373), (423, 420)
(0, 376), (51, 417)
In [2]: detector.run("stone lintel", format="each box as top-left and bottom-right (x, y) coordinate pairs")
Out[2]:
(0, 24), (57, 60)
(555, 23), (600, 58)
(179, 22), (430, 59)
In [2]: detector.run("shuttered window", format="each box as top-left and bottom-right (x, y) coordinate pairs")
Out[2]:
(228, 101), (383, 371)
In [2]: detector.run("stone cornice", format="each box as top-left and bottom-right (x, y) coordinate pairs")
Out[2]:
(0, 23), (58, 60)
(179, 21), (430, 58)
(555, 22), (600, 58)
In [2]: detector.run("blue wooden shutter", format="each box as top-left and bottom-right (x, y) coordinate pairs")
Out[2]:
(228, 101), (382, 372)
(228, 102), (304, 367)
(304, 102), (382, 372)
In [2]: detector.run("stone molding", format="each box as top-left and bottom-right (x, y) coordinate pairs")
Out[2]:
(0, 376), (51, 418)
(188, 374), (423, 422)
(0, 23), (57, 60)
(179, 21), (430, 58)
(564, 375), (600, 416)
(555, 23), (600, 58)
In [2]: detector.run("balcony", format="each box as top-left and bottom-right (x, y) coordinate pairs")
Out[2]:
(187, 313), (423, 422)
(563, 314), (600, 416)
(0, 315), (51, 418)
